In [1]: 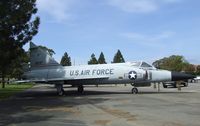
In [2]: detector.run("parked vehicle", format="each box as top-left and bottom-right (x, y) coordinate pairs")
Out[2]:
(163, 81), (188, 88)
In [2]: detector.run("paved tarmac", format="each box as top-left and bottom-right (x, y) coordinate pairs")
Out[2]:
(0, 83), (200, 126)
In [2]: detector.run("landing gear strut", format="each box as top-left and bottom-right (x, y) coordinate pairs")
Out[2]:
(56, 84), (65, 96)
(77, 85), (84, 94)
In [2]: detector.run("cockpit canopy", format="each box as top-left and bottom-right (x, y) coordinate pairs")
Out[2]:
(127, 61), (156, 70)
(141, 62), (152, 68)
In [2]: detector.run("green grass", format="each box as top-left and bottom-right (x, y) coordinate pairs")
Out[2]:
(0, 83), (34, 100)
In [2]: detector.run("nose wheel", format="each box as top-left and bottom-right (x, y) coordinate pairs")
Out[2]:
(131, 83), (138, 94)
(131, 87), (138, 94)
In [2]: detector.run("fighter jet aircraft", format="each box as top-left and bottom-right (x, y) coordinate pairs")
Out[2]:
(22, 42), (196, 95)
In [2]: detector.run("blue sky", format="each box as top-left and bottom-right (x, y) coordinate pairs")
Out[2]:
(29, 0), (200, 65)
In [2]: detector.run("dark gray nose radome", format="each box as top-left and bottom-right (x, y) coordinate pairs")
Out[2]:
(171, 71), (196, 81)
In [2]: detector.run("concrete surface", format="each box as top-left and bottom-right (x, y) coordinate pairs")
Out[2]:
(0, 83), (200, 126)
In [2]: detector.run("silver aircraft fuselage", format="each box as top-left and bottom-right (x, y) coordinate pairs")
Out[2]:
(24, 62), (171, 87)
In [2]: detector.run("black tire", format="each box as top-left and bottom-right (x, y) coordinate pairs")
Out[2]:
(163, 84), (167, 88)
(78, 85), (84, 94)
(183, 83), (188, 87)
(131, 88), (138, 94)
(173, 83), (177, 88)
(58, 89), (65, 96)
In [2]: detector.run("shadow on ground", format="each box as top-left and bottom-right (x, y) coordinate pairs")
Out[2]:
(0, 114), (53, 126)
(0, 89), (110, 126)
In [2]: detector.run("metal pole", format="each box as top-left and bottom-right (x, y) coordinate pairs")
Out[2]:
(177, 81), (181, 91)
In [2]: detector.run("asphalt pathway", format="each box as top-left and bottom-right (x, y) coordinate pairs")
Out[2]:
(0, 83), (200, 126)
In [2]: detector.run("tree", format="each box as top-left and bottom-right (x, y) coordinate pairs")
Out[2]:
(98, 52), (107, 64)
(183, 64), (195, 74)
(196, 65), (200, 75)
(60, 52), (71, 66)
(88, 53), (98, 65)
(10, 51), (30, 79)
(0, 0), (40, 88)
(152, 55), (188, 72)
(112, 50), (125, 63)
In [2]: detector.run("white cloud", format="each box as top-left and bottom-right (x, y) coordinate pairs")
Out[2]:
(121, 31), (176, 42)
(108, 0), (180, 13)
(36, 0), (181, 22)
(37, 0), (74, 23)
(121, 31), (176, 49)
(108, 0), (157, 13)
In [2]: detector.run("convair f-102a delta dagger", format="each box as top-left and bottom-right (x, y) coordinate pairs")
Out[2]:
(22, 43), (196, 95)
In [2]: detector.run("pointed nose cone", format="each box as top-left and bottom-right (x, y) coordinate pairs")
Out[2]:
(171, 72), (196, 81)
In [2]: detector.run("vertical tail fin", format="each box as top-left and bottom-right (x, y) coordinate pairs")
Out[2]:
(30, 42), (61, 69)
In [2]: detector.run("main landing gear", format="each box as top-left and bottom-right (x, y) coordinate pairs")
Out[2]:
(131, 83), (138, 94)
(56, 84), (65, 96)
(77, 85), (84, 94)
(55, 84), (84, 95)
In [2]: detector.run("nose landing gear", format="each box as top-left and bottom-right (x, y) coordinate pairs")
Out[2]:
(131, 83), (138, 94)
(131, 87), (138, 94)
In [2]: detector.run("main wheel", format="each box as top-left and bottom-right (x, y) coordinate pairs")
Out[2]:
(78, 85), (84, 94)
(56, 84), (65, 96)
(131, 88), (138, 94)
(58, 89), (65, 96)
